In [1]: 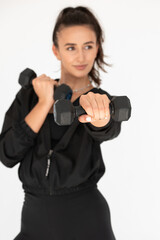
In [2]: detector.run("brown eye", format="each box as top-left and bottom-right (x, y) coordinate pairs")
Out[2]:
(85, 45), (93, 49)
(67, 47), (74, 51)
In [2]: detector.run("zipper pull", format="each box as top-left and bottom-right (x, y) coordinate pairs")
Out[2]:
(45, 149), (53, 177)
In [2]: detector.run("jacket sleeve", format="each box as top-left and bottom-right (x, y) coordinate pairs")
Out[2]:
(0, 88), (38, 168)
(83, 117), (121, 143)
(83, 89), (122, 143)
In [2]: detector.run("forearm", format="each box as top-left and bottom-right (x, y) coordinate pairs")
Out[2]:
(24, 100), (53, 133)
(0, 99), (53, 168)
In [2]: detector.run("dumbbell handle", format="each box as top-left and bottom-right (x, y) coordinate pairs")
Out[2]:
(75, 96), (131, 122)
(75, 102), (115, 121)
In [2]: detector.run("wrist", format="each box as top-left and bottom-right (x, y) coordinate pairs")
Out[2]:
(38, 98), (54, 107)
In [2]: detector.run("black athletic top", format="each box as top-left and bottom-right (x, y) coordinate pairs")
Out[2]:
(0, 80), (122, 196)
(47, 113), (69, 148)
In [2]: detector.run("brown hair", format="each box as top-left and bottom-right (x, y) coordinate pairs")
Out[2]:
(52, 6), (112, 87)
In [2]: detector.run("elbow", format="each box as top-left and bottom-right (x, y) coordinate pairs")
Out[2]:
(0, 145), (21, 168)
(0, 158), (18, 168)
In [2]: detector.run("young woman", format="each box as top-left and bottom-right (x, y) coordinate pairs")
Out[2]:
(0, 6), (122, 240)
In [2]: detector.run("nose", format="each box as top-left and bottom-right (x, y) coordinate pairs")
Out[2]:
(76, 49), (85, 62)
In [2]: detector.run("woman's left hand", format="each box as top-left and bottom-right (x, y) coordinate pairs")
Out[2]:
(78, 92), (111, 127)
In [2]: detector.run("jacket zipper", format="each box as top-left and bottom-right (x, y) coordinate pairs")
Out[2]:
(45, 149), (55, 196)
(45, 149), (53, 177)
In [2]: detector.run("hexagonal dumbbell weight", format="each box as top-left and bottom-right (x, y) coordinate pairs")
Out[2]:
(53, 96), (131, 126)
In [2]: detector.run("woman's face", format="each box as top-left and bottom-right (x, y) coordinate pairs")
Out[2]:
(52, 25), (99, 79)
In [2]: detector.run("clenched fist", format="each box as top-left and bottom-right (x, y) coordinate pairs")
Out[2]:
(78, 92), (111, 127)
(32, 74), (59, 105)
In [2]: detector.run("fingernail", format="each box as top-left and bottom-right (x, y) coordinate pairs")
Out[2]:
(86, 117), (91, 122)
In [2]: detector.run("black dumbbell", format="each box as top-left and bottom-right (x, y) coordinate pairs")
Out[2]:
(18, 68), (72, 101)
(53, 96), (131, 126)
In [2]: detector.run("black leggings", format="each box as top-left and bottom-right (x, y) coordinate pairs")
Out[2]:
(14, 184), (116, 240)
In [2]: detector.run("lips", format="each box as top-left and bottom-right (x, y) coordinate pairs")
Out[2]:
(74, 64), (87, 70)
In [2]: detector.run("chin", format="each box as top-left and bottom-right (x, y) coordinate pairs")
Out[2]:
(73, 70), (90, 77)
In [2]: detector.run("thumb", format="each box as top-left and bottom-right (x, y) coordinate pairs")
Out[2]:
(53, 80), (59, 89)
(54, 80), (59, 86)
(78, 114), (93, 123)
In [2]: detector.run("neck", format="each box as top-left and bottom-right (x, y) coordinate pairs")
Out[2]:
(58, 73), (92, 92)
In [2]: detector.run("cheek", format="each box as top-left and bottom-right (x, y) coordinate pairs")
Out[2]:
(61, 54), (71, 65)
(87, 51), (97, 61)
(87, 55), (96, 66)
(63, 53), (74, 63)
(61, 57), (75, 71)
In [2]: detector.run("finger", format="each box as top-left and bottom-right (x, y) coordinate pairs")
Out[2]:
(95, 94), (106, 120)
(79, 94), (94, 117)
(38, 74), (46, 79)
(88, 93), (100, 120)
(88, 93), (107, 120)
(78, 93), (101, 123)
(49, 78), (55, 82)
(102, 94), (111, 119)
(78, 95), (96, 123)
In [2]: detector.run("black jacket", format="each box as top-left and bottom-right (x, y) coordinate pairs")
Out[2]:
(0, 80), (122, 196)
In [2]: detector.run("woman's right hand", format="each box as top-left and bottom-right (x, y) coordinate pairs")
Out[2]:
(32, 74), (59, 105)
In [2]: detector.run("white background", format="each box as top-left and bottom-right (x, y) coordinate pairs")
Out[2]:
(0, 0), (159, 239)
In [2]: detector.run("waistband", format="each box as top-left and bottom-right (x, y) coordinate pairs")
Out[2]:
(23, 180), (98, 197)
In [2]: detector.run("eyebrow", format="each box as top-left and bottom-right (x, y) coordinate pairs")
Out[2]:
(64, 41), (95, 46)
